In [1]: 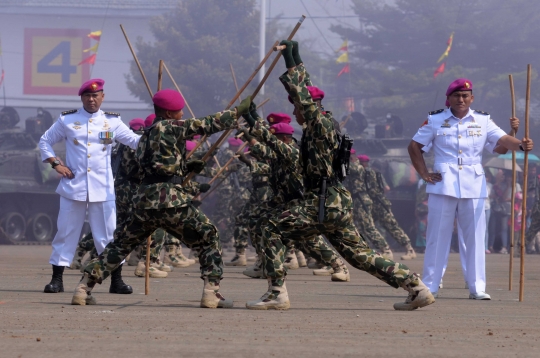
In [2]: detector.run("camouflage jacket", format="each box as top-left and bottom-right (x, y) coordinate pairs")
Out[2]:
(365, 167), (392, 207)
(344, 160), (372, 204)
(279, 64), (352, 210)
(134, 110), (238, 209)
(114, 131), (144, 208)
(250, 123), (304, 204)
(249, 160), (273, 202)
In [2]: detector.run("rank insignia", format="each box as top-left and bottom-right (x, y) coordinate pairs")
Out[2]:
(421, 120), (428, 127)
(62, 109), (77, 116)
(73, 126), (81, 130)
(74, 121), (81, 125)
(441, 120), (451, 128)
(91, 82), (98, 90)
(73, 139), (79, 145)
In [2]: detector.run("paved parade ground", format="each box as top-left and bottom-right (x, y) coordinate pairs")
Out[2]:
(1, 245), (540, 358)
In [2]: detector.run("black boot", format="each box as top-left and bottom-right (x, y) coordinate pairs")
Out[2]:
(44, 265), (64, 293)
(109, 264), (133, 294)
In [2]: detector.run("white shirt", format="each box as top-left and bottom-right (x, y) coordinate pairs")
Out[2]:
(39, 108), (140, 202)
(413, 108), (506, 199)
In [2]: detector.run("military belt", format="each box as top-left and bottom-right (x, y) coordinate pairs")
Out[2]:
(142, 174), (184, 185)
(304, 176), (338, 192)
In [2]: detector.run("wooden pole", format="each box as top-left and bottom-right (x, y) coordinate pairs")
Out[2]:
(509, 74), (516, 291)
(340, 113), (353, 129)
(120, 24), (153, 98)
(207, 141), (249, 185)
(145, 236), (151, 295)
(230, 63), (241, 103)
(157, 60), (163, 91)
(519, 64), (532, 302)
(257, 98), (271, 109)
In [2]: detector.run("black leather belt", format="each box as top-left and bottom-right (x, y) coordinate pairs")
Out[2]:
(303, 176), (338, 191)
(142, 174), (183, 185)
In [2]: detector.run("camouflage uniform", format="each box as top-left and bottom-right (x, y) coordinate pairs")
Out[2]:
(525, 175), (540, 248)
(344, 160), (387, 251)
(365, 167), (413, 250)
(258, 64), (419, 289)
(82, 110), (238, 285)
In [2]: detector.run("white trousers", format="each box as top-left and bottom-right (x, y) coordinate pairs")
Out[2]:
(49, 196), (116, 266)
(423, 194), (486, 294)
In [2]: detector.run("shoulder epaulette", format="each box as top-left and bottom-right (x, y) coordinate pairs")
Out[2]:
(428, 109), (444, 115)
(61, 109), (77, 116)
(104, 111), (120, 117)
(474, 110), (489, 115)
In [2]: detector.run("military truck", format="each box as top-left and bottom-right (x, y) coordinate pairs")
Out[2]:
(0, 106), (65, 245)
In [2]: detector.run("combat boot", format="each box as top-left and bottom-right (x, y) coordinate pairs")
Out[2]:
(246, 278), (290, 310)
(200, 278), (233, 308)
(243, 255), (265, 279)
(313, 266), (334, 276)
(382, 246), (394, 260)
(71, 274), (97, 305)
(307, 257), (324, 269)
(295, 250), (307, 267)
(151, 260), (172, 272)
(127, 246), (141, 266)
(225, 253), (247, 266)
(400, 245), (417, 260)
(284, 249), (299, 270)
(394, 274), (435, 311)
(134, 261), (168, 278)
(44, 265), (64, 293)
(164, 245), (193, 268)
(109, 264), (133, 294)
(178, 246), (196, 265)
(330, 260), (350, 282)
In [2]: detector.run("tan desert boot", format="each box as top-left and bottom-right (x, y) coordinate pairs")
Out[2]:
(246, 279), (290, 310)
(225, 253), (247, 266)
(295, 250), (307, 267)
(331, 260), (350, 282)
(382, 246), (394, 260)
(164, 245), (192, 268)
(200, 278), (233, 308)
(151, 260), (172, 272)
(307, 257), (324, 269)
(134, 261), (168, 278)
(313, 266), (334, 276)
(394, 274), (435, 311)
(243, 255), (265, 278)
(283, 249), (299, 270)
(400, 245), (417, 260)
(127, 246), (141, 266)
(177, 246), (196, 265)
(71, 274), (97, 306)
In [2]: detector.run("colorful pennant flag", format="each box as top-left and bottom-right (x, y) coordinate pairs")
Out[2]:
(0, 69), (4, 88)
(437, 32), (454, 63)
(336, 52), (349, 64)
(433, 62), (445, 78)
(338, 64), (350, 77)
(79, 30), (101, 66)
(336, 39), (348, 53)
(78, 54), (96, 66)
(336, 39), (349, 77)
(83, 43), (99, 53)
(88, 30), (102, 41)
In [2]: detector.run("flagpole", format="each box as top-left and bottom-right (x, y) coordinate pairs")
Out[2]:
(0, 34), (5, 107)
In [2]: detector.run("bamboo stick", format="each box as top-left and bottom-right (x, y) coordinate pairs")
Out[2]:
(120, 24), (153, 98)
(145, 236), (151, 295)
(509, 74), (516, 291)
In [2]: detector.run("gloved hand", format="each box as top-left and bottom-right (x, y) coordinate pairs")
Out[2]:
(249, 102), (261, 121)
(237, 152), (252, 166)
(279, 40), (295, 68)
(291, 41), (303, 66)
(236, 127), (254, 142)
(186, 160), (206, 174)
(199, 183), (211, 193)
(235, 95), (252, 116)
(241, 112), (256, 128)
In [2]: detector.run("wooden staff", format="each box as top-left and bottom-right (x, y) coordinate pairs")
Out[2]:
(120, 24), (153, 98)
(207, 142), (249, 185)
(200, 172), (231, 200)
(519, 64), (532, 302)
(257, 98), (271, 109)
(340, 113), (353, 129)
(157, 60), (163, 91)
(181, 40), (280, 186)
(145, 236), (151, 295)
(509, 74), (517, 291)
(230, 63), (241, 103)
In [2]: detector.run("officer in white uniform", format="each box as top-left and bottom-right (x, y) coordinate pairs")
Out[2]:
(39, 78), (140, 293)
(408, 78), (533, 300)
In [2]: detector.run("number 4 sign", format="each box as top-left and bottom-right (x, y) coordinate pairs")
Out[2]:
(24, 28), (90, 95)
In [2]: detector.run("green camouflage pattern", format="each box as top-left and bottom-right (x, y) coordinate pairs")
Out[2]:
(140, 228), (166, 262)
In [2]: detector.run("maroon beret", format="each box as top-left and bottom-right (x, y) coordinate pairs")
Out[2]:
(152, 89), (185, 111)
(144, 114), (156, 128)
(357, 154), (370, 162)
(186, 140), (196, 152)
(269, 123), (294, 135)
(267, 112), (291, 124)
(288, 85), (325, 104)
(78, 78), (104, 96)
(228, 137), (243, 147)
(445, 78), (473, 107)
(129, 118), (145, 131)
(350, 148), (356, 155)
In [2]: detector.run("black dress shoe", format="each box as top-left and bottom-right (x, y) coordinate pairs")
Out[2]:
(44, 265), (65, 293)
(109, 264), (133, 294)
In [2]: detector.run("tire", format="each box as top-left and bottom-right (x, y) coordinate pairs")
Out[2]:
(0, 212), (26, 244)
(28, 213), (54, 243)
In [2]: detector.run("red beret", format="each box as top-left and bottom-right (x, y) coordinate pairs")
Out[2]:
(445, 78), (473, 107)
(288, 85), (325, 104)
(357, 154), (370, 162)
(269, 123), (294, 135)
(267, 112), (291, 124)
(129, 118), (145, 131)
(193, 134), (201, 139)
(144, 114), (156, 128)
(228, 137), (243, 147)
(350, 148), (356, 155)
(186, 140), (196, 152)
(152, 89), (185, 111)
(78, 78), (104, 96)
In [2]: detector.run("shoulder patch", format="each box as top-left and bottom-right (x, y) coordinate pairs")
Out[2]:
(428, 109), (444, 115)
(421, 119), (428, 127)
(474, 110), (489, 115)
(104, 111), (120, 117)
(61, 109), (77, 116)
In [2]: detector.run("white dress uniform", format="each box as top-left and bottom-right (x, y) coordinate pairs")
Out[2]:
(39, 108), (140, 266)
(412, 107), (506, 294)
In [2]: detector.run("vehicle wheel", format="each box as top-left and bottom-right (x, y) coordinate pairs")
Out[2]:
(0, 212), (26, 243)
(29, 213), (54, 243)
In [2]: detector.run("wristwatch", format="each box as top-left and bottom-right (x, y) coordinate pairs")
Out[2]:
(519, 143), (525, 152)
(51, 159), (61, 168)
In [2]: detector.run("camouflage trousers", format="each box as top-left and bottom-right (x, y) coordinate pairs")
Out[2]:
(526, 205), (540, 246)
(233, 200), (253, 254)
(261, 199), (417, 288)
(139, 228), (166, 263)
(251, 200), (343, 269)
(371, 200), (412, 249)
(75, 232), (98, 262)
(83, 204), (223, 285)
(352, 195), (388, 251)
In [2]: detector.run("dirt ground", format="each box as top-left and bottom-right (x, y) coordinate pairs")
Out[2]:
(1, 245), (540, 358)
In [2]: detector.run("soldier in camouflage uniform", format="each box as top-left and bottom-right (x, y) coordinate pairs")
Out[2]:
(244, 40), (434, 311)
(359, 156), (417, 260)
(71, 89), (252, 308)
(525, 168), (540, 252)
